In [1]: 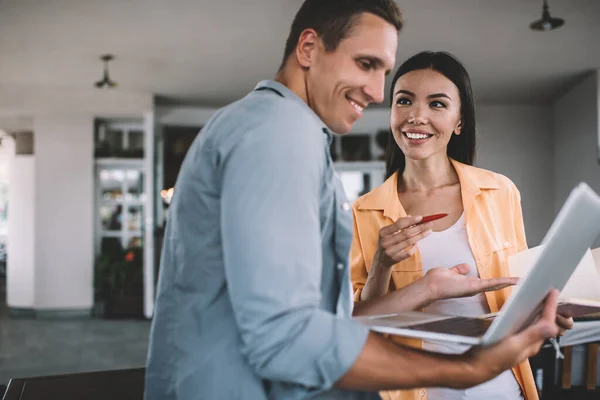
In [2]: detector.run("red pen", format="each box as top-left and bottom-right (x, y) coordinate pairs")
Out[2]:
(418, 213), (448, 224)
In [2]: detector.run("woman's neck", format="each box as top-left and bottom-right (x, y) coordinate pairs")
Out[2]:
(400, 155), (458, 193)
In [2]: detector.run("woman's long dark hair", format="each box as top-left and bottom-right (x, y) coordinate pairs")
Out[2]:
(385, 51), (476, 179)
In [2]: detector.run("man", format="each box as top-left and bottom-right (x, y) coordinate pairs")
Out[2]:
(145, 1), (559, 399)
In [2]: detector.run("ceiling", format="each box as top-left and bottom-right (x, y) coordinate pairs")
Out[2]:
(0, 0), (598, 106)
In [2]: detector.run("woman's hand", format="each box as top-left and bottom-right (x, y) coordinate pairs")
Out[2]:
(360, 215), (432, 302)
(424, 264), (519, 303)
(374, 215), (433, 270)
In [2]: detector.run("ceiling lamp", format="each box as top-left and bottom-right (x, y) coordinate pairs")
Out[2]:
(94, 54), (118, 89)
(530, 0), (565, 31)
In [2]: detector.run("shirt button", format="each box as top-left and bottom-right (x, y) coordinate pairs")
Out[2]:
(419, 389), (425, 397)
(503, 241), (510, 247)
(337, 263), (344, 270)
(342, 202), (350, 211)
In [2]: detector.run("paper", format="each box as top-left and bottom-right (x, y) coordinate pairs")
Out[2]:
(508, 246), (600, 302)
(592, 248), (600, 267)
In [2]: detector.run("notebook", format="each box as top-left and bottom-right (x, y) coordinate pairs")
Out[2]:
(509, 245), (600, 319)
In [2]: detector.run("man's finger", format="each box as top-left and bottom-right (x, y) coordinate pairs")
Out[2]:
(535, 289), (561, 338)
(542, 290), (560, 318)
(556, 314), (574, 331)
(507, 292), (560, 358)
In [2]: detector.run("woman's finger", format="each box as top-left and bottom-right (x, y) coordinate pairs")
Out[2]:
(379, 215), (422, 236)
(388, 246), (417, 263)
(395, 223), (433, 238)
(471, 277), (519, 294)
(383, 230), (432, 258)
(391, 215), (425, 231)
(380, 224), (431, 248)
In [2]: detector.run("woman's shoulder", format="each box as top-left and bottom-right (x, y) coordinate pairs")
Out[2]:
(353, 188), (377, 209)
(352, 171), (398, 212)
(352, 190), (382, 214)
(456, 162), (520, 193)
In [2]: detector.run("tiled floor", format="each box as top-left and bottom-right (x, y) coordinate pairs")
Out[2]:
(0, 278), (151, 385)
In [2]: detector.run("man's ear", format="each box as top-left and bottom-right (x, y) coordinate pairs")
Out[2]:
(295, 29), (319, 69)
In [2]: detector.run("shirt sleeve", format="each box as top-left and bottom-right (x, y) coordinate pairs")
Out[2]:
(219, 105), (369, 390)
(510, 182), (528, 252)
(350, 205), (368, 302)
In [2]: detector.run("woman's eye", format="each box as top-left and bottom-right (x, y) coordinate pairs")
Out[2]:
(396, 97), (411, 105)
(430, 100), (447, 108)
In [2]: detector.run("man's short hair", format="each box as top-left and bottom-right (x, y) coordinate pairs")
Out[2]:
(280, 0), (403, 70)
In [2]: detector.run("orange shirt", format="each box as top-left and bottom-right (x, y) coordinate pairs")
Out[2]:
(350, 159), (538, 400)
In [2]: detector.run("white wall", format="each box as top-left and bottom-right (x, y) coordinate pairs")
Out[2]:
(157, 106), (218, 127)
(0, 82), (153, 313)
(0, 84), (153, 117)
(0, 114), (33, 133)
(476, 105), (554, 246)
(0, 132), (15, 183)
(32, 115), (95, 310)
(349, 108), (389, 134)
(553, 71), (600, 248)
(7, 156), (35, 308)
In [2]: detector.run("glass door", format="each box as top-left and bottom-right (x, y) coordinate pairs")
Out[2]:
(94, 159), (146, 318)
(97, 162), (145, 250)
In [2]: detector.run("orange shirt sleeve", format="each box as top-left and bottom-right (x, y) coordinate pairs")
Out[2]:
(350, 205), (368, 302)
(510, 183), (528, 253)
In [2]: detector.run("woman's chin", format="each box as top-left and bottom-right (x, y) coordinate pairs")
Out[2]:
(403, 151), (432, 162)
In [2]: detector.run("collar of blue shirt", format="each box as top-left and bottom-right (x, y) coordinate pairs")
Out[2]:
(254, 80), (334, 145)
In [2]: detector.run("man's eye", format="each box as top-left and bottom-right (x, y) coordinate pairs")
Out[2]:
(358, 60), (372, 70)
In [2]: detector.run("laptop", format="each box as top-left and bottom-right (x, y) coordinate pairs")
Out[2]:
(354, 182), (600, 346)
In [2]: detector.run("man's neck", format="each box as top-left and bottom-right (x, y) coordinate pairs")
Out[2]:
(275, 64), (308, 105)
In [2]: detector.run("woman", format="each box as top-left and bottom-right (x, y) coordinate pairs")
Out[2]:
(350, 51), (537, 400)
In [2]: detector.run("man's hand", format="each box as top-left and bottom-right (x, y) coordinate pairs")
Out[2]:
(556, 313), (574, 335)
(424, 264), (519, 303)
(455, 289), (560, 389)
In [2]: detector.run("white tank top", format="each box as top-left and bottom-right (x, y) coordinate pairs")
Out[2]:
(418, 213), (524, 400)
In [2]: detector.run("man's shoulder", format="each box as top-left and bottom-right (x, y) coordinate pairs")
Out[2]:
(202, 90), (323, 155)
(217, 89), (316, 130)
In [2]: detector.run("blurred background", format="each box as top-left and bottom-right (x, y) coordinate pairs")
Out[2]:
(0, 0), (599, 396)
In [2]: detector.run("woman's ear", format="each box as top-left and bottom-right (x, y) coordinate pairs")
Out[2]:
(454, 120), (462, 136)
(296, 29), (319, 69)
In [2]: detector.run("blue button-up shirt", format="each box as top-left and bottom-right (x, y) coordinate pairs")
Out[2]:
(145, 80), (377, 399)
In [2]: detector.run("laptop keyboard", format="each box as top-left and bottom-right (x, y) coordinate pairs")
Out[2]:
(403, 316), (495, 338)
